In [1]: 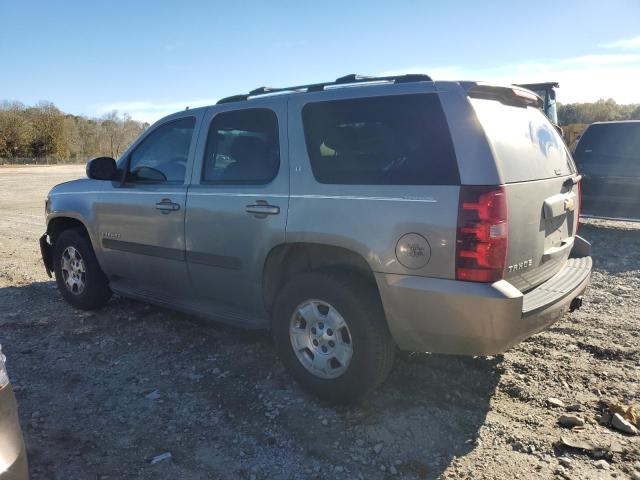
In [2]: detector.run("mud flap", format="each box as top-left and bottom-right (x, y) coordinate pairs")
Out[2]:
(39, 234), (53, 278)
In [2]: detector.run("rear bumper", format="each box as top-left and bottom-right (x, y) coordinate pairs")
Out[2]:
(376, 246), (592, 356)
(0, 385), (28, 480)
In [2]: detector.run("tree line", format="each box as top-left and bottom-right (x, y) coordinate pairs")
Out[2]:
(558, 98), (640, 126)
(0, 100), (148, 164)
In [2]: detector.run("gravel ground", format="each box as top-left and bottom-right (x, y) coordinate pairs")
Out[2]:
(0, 165), (638, 480)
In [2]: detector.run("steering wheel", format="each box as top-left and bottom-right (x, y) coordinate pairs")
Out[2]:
(131, 166), (167, 182)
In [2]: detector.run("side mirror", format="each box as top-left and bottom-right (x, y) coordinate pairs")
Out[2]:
(86, 157), (117, 180)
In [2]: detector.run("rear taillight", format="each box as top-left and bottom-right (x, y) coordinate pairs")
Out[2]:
(577, 177), (582, 224)
(456, 186), (508, 282)
(0, 346), (7, 390)
(576, 175), (582, 233)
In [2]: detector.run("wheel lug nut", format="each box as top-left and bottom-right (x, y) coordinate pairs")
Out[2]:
(318, 322), (324, 329)
(321, 346), (327, 353)
(328, 341), (335, 348)
(326, 329), (333, 336)
(312, 339), (319, 346)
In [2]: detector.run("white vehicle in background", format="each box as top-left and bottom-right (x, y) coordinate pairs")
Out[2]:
(0, 346), (28, 479)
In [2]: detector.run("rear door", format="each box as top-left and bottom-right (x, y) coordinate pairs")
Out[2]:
(469, 95), (580, 292)
(185, 100), (288, 322)
(573, 122), (640, 219)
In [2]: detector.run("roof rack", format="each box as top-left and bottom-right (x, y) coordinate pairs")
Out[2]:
(217, 73), (432, 104)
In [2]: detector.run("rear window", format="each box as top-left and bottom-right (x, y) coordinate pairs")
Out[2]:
(301, 94), (459, 185)
(574, 123), (640, 166)
(470, 99), (574, 183)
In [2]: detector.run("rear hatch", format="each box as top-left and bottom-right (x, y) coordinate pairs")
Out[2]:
(469, 87), (580, 292)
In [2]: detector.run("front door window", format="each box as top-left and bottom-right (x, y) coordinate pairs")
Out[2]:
(127, 117), (195, 184)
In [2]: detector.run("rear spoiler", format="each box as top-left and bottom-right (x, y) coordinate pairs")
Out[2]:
(467, 84), (543, 109)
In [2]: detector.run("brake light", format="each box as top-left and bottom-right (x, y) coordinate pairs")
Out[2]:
(577, 177), (582, 228)
(511, 87), (541, 106)
(467, 85), (543, 109)
(0, 346), (7, 390)
(456, 186), (508, 282)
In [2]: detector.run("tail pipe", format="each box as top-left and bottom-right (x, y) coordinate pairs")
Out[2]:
(569, 296), (583, 313)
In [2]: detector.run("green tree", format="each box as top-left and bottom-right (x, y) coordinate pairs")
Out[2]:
(558, 98), (640, 126)
(26, 101), (67, 158)
(0, 101), (30, 157)
(0, 100), (147, 163)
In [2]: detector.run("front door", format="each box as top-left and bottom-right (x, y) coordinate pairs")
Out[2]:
(95, 114), (201, 301)
(185, 101), (288, 323)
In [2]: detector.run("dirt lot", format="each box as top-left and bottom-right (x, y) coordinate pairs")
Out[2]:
(0, 165), (638, 480)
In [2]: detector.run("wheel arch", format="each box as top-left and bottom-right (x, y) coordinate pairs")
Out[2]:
(262, 242), (378, 314)
(47, 214), (93, 247)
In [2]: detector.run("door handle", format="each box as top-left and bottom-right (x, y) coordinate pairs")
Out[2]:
(155, 199), (181, 214)
(245, 203), (280, 216)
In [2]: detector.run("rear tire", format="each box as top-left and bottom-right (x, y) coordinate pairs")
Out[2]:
(53, 228), (112, 310)
(273, 269), (395, 403)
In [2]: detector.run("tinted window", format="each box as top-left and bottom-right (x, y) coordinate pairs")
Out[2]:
(202, 108), (280, 184)
(127, 117), (195, 183)
(301, 94), (459, 185)
(574, 123), (640, 165)
(470, 99), (573, 183)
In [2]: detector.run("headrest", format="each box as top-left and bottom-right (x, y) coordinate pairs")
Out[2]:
(322, 126), (356, 152)
(230, 136), (266, 163)
(321, 123), (399, 153)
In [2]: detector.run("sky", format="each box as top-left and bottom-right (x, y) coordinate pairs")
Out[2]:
(1, 0), (639, 124)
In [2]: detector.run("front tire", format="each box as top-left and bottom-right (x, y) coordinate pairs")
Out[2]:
(53, 228), (112, 310)
(273, 270), (395, 403)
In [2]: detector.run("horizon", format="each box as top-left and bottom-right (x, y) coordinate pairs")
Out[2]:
(2, 93), (639, 126)
(2, 0), (639, 124)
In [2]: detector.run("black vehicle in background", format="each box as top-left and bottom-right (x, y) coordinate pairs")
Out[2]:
(573, 121), (640, 220)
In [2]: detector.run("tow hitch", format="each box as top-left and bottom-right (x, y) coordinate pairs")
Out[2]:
(569, 296), (583, 313)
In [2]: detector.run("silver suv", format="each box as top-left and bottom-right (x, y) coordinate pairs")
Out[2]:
(40, 74), (592, 402)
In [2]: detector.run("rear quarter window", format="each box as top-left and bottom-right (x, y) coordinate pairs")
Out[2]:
(301, 94), (459, 185)
(470, 99), (574, 183)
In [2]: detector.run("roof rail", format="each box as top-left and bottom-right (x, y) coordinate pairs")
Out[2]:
(217, 73), (432, 104)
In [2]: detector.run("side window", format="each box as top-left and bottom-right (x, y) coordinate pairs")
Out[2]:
(202, 108), (280, 184)
(301, 94), (459, 185)
(127, 117), (195, 184)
